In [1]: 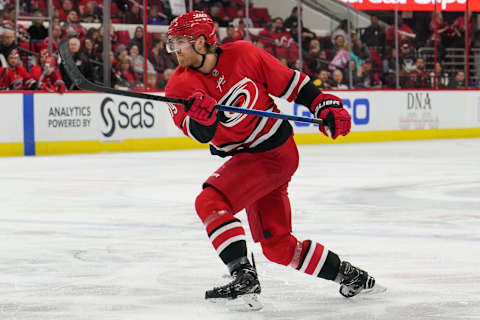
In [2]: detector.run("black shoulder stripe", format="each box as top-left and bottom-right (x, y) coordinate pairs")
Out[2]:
(279, 71), (296, 98)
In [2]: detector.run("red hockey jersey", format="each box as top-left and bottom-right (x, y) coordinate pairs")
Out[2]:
(165, 40), (309, 156)
(5, 65), (35, 90)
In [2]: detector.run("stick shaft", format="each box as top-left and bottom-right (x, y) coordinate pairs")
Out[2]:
(58, 39), (321, 125)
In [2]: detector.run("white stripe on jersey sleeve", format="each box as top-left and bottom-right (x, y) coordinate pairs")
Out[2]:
(279, 70), (300, 100)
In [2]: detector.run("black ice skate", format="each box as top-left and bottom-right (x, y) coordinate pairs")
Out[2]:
(336, 261), (376, 298)
(205, 265), (261, 299)
(205, 265), (262, 311)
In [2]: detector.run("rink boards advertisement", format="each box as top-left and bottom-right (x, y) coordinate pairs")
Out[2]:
(0, 90), (479, 156)
(0, 94), (25, 156)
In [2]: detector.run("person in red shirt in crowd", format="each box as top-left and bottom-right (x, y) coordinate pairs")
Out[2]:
(256, 21), (276, 55)
(386, 16), (416, 48)
(30, 49), (50, 80)
(221, 24), (240, 44)
(408, 57), (430, 89)
(58, 0), (75, 22)
(39, 23), (63, 53)
(271, 17), (298, 63)
(115, 57), (138, 89)
(32, 56), (66, 93)
(4, 49), (36, 90)
(63, 10), (86, 39)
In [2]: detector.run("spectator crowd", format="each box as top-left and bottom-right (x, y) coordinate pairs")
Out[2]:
(0, 0), (478, 92)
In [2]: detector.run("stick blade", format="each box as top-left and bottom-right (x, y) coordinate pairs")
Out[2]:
(58, 39), (88, 89)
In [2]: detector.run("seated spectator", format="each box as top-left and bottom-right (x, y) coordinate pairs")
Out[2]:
(0, 66), (7, 90)
(147, 5), (167, 25)
(4, 49), (36, 90)
(80, 0), (102, 23)
(399, 43), (416, 72)
(430, 62), (450, 89)
(273, 18), (298, 64)
(304, 39), (322, 76)
(115, 57), (138, 89)
(39, 23), (63, 53)
(407, 57), (430, 88)
(148, 38), (166, 74)
(289, 20), (315, 51)
(32, 56), (66, 93)
(448, 70), (465, 89)
(355, 59), (381, 89)
(331, 68), (348, 89)
(361, 15), (385, 49)
(256, 22), (275, 55)
(62, 10), (86, 39)
(96, 23), (118, 53)
(157, 68), (174, 90)
(312, 69), (331, 90)
(222, 24), (240, 44)
(331, 19), (351, 47)
(129, 44), (154, 81)
(124, 3), (142, 24)
(58, 0), (76, 22)
(0, 29), (16, 66)
(232, 8), (253, 29)
(352, 35), (371, 63)
(329, 36), (349, 71)
(28, 10), (49, 41)
(129, 26), (145, 56)
(209, 6), (229, 27)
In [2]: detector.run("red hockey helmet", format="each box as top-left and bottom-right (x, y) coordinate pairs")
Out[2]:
(8, 49), (19, 58)
(166, 11), (217, 53)
(44, 56), (57, 70)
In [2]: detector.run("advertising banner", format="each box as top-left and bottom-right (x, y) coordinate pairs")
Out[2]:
(275, 90), (480, 133)
(339, 0), (480, 12)
(34, 92), (182, 143)
(0, 94), (23, 143)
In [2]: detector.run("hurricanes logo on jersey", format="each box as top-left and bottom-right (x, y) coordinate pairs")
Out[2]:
(218, 78), (259, 127)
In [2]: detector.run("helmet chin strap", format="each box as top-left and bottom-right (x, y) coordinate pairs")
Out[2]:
(190, 45), (206, 70)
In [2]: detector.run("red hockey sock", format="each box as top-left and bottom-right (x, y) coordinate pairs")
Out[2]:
(195, 187), (247, 267)
(290, 240), (340, 281)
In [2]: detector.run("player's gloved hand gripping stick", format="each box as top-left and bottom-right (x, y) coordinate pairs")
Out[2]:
(58, 39), (328, 128)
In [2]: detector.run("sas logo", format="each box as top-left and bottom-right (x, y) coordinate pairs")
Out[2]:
(101, 97), (155, 137)
(293, 98), (370, 127)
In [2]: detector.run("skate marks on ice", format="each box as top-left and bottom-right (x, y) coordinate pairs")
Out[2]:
(0, 139), (479, 319)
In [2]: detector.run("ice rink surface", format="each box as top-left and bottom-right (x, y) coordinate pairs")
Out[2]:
(1, 138), (479, 320)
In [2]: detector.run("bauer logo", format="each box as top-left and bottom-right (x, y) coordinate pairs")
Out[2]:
(292, 98), (370, 127)
(100, 97), (155, 138)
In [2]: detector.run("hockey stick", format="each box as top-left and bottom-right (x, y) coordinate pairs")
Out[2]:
(58, 39), (323, 125)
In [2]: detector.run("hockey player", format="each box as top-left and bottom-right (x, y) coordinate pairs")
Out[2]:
(4, 49), (36, 90)
(165, 11), (376, 307)
(31, 56), (66, 93)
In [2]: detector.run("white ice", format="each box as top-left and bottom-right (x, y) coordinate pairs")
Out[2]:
(0, 138), (479, 320)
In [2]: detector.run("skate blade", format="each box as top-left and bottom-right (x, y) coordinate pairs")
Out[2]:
(207, 293), (263, 312)
(361, 283), (387, 296)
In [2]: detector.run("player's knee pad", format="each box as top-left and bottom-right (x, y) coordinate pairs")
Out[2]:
(260, 234), (298, 266)
(195, 187), (232, 224)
